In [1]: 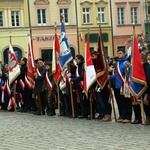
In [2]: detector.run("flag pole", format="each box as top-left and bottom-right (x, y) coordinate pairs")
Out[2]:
(9, 32), (17, 111)
(54, 22), (60, 117)
(87, 28), (93, 120)
(60, 14), (75, 118)
(141, 96), (146, 125)
(97, 17), (117, 122)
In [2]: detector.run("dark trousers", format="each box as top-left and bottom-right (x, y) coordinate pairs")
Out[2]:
(114, 88), (124, 118)
(102, 87), (112, 115)
(122, 97), (132, 120)
(132, 104), (141, 120)
(95, 92), (105, 117)
(144, 103), (150, 117)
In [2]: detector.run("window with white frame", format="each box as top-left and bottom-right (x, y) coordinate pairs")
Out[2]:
(11, 11), (20, 26)
(131, 7), (138, 24)
(97, 7), (105, 23)
(148, 6), (150, 15)
(0, 12), (3, 26)
(117, 8), (124, 25)
(60, 8), (68, 24)
(83, 8), (91, 24)
(37, 9), (47, 25)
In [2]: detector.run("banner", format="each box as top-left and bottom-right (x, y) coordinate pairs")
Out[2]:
(60, 22), (72, 69)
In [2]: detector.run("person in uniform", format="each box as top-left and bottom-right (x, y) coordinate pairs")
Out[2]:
(109, 49), (128, 122)
(70, 54), (86, 119)
(33, 58), (46, 115)
(42, 62), (56, 116)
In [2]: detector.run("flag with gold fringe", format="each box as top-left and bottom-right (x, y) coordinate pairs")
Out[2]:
(130, 32), (147, 98)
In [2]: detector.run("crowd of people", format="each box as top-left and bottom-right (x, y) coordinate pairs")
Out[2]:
(0, 34), (150, 125)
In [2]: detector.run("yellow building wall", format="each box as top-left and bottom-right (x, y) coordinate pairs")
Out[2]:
(77, 0), (113, 57)
(0, 0), (30, 62)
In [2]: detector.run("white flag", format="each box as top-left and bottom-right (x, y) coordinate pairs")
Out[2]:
(8, 43), (20, 85)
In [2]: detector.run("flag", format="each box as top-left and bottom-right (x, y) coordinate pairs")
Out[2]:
(27, 35), (35, 88)
(79, 32), (83, 42)
(96, 34), (108, 89)
(8, 43), (20, 85)
(130, 34), (147, 98)
(52, 33), (61, 85)
(83, 38), (96, 97)
(60, 22), (72, 69)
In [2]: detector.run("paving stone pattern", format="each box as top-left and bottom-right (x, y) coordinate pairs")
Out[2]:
(0, 111), (150, 150)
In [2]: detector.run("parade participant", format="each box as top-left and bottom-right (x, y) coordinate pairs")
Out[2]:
(0, 63), (9, 110)
(147, 51), (150, 64)
(121, 57), (132, 123)
(109, 49), (128, 122)
(33, 58), (46, 115)
(59, 68), (67, 116)
(16, 57), (29, 112)
(141, 52), (150, 125)
(42, 62), (56, 116)
(70, 54), (86, 119)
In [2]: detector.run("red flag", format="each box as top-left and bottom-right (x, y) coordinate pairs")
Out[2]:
(96, 34), (108, 89)
(27, 35), (35, 88)
(130, 34), (147, 97)
(79, 32), (83, 42)
(83, 38), (96, 98)
(52, 33), (61, 85)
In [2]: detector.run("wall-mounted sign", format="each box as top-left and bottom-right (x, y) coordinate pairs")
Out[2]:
(36, 36), (54, 41)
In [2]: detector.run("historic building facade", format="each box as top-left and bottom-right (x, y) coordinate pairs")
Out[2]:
(0, 0), (29, 63)
(29, 0), (77, 61)
(76, 0), (113, 57)
(111, 0), (145, 56)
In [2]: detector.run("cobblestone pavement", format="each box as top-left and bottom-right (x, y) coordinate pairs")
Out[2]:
(0, 111), (150, 150)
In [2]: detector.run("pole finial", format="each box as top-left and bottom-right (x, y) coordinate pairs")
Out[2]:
(60, 13), (64, 23)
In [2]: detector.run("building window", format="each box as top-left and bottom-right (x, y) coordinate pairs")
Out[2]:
(104, 47), (108, 58)
(131, 7), (138, 24)
(97, 7), (105, 23)
(41, 49), (52, 61)
(37, 9), (47, 25)
(83, 8), (91, 24)
(0, 12), (3, 26)
(11, 11), (20, 26)
(3, 47), (22, 64)
(148, 6), (150, 15)
(60, 8), (68, 24)
(117, 8), (124, 25)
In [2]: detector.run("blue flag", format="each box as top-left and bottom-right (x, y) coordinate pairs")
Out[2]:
(60, 22), (72, 69)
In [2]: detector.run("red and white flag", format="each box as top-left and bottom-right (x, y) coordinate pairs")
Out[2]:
(8, 43), (20, 85)
(79, 32), (83, 42)
(27, 35), (36, 88)
(83, 38), (96, 97)
(52, 33), (61, 85)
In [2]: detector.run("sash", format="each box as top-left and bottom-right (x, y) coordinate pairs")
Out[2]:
(45, 72), (52, 91)
(18, 93), (24, 104)
(116, 62), (125, 93)
(18, 79), (25, 90)
(25, 75), (32, 90)
(0, 82), (6, 103)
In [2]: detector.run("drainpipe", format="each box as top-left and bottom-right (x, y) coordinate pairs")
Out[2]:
(27, 0), (32, 37)
(109, 0), (114, 56)
(75, 0), (80, 54)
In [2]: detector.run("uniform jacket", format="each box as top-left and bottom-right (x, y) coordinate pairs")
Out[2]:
(110, 55), (128, 89)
